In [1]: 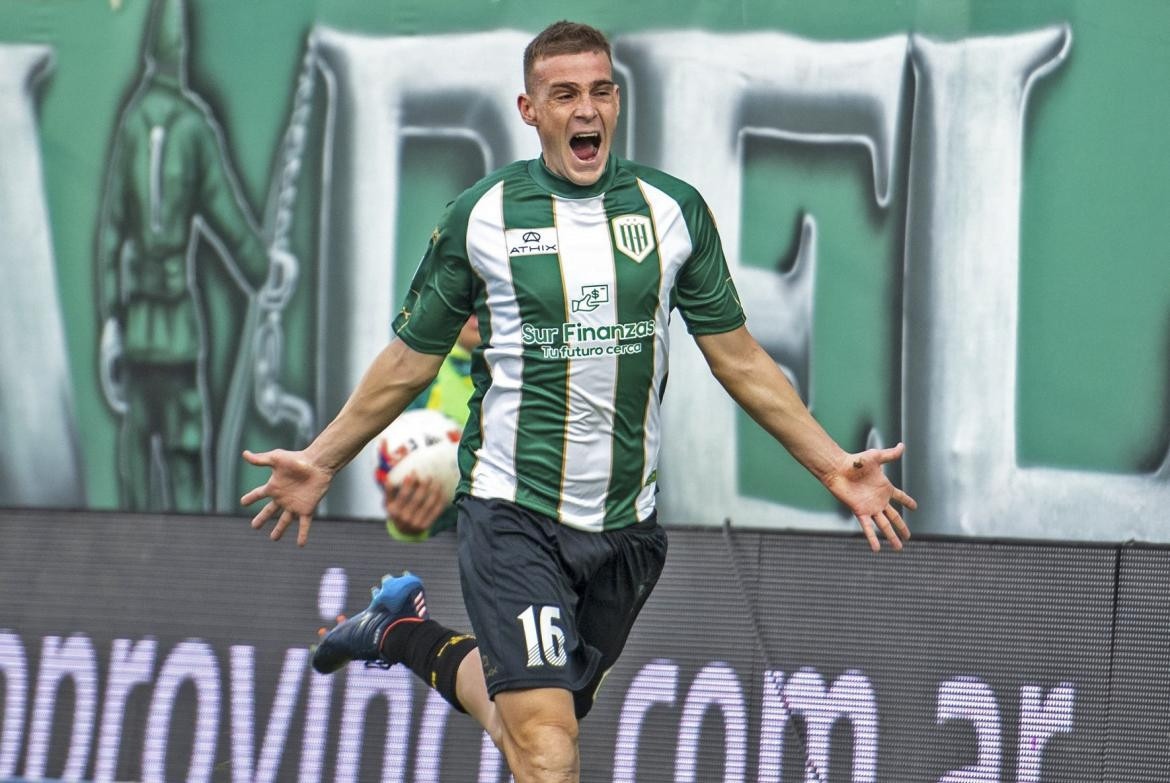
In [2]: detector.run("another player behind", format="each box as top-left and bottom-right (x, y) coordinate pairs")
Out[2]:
(380, 314), (478, 540)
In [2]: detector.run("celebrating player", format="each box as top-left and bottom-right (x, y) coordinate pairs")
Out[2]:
(242, 20), (915, 783)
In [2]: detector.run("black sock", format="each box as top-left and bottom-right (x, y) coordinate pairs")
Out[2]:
(380, 619), (478, 713)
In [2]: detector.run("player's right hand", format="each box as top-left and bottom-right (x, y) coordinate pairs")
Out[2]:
(241, 449), (333, 547)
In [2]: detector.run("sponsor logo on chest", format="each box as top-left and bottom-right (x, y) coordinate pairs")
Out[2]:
(505, 227), (558, 257)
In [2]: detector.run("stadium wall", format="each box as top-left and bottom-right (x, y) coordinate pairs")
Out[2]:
(1, 0), (1169, 541)
(0, 509), (1165, 782)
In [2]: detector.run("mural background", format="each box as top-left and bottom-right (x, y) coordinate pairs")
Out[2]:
(1, 0), (1168, 540)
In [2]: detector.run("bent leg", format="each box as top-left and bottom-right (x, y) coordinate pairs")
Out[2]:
(455, 648), (501, 742)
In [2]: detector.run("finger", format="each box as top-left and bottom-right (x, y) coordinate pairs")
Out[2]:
(886, 506), (911, 541)
(384, 483), (404, 516)
(892, 487), (918, 511)
(875, 510), (903, 551)
(858, 515), (880, 552)
(876, 442), (905, 464)
(272, 509), (295, 541)
(242, 449), (275, 467)
(396, 474), (420, 505)
(296, 514), (313, 547)
(241, 484), (270, 507)
(250, 501), (277, 529)
(400, 515), (427, 534)
(421, 482), (447, 523)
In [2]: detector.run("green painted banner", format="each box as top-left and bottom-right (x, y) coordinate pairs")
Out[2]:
(1, 0), (1167, 540)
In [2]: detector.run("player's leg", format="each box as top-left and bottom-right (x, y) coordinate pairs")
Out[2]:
(493, 687), (579, 783)
(565, 512), (668, 719)
(456, 496), (603, 782)
(311, 572), (482, 719)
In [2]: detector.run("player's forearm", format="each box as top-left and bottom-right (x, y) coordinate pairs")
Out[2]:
(305, 339), (441, 473)
(701, 330), (848, 484)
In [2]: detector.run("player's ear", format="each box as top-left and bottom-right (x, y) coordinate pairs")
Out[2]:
(517, 93), (538, 127)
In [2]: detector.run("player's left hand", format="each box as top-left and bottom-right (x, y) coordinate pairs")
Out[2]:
(824, 442), (917, 552)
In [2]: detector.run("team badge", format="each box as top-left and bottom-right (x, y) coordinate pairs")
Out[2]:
(611, 214), (655, 263)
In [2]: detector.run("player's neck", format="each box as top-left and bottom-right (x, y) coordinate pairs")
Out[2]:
(530, 154), (618, 199)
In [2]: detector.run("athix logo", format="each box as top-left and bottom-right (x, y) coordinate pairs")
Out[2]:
(505, 227), (558, 257)
(571, 284), (609, 313)
(612, 214), (655, 263)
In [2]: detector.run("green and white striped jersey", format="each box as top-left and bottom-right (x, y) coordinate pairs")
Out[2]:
(393, 155), (745, 532)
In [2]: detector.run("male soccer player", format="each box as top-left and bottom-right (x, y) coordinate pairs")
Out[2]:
(243, 20), (915, 783)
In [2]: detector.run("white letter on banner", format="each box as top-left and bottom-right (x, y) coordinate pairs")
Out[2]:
(94, 637), (157, 783)
(143, 641), (221, 783)
(24, 634), (99, 781)
(478, 729), (509, 783)
(757, 670), (787, 783)
(901, 27), (1170, 540)
(1016, 683), (1074, 783)
(413, 689), (452, 783)
(613, 660), (679, 783)
(613, 31), (908, 529)
(0, 44), (85, 507)
(0, 631), (27, 778)
(230, 646), (308, 783)
(781, 668), (877, 783)
(301, 568), (345, 783)
(335, 664), (412, 783)
(307, 28), (541, 518)
(674, 662), (747, 783)
(936, 677), (1001, 783)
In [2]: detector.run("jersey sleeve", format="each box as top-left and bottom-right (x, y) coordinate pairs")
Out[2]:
(672, 199), (746, 335)
(392, 204), (477, 355)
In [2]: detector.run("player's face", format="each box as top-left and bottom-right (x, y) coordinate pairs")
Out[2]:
(518, 50), (620, 186)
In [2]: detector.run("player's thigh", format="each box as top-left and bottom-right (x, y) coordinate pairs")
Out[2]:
(457, 497), (601, 697)
(571, 515), (668, 716)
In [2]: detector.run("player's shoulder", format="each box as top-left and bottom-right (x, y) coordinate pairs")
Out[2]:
(618, 158), (706, 209)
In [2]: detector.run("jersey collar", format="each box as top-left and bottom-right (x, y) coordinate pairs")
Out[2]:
(529, 154), (619, 199)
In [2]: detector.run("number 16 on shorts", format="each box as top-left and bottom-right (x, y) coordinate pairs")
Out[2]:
(517, 604), (568, 667)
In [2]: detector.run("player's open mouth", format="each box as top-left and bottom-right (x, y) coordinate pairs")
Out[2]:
(570, 132), (601, 162)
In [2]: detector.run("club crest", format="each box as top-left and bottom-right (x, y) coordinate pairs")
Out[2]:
(611, 214), (655, 263)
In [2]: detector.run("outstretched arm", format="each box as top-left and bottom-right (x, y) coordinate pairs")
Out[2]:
(695, 326), (916, 551)
(241, 338), (445, 546)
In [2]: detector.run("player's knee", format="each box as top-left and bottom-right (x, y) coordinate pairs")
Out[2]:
(502, 713), (579, 778)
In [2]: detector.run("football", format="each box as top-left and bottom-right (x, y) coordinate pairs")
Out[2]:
(373, 409), (462, 501)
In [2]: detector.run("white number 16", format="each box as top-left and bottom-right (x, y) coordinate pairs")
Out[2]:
(517, 604), (568, 668)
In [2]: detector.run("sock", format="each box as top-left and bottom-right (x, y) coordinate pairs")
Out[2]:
(381, 619), (478, 713)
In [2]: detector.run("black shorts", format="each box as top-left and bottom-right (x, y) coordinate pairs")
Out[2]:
(456, 495), (668, 719)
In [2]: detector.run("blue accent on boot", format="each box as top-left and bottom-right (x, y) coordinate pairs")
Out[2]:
(311, 572), (427, 674)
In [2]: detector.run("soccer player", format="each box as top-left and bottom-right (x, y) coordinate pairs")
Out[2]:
(242, 20), (915, 783)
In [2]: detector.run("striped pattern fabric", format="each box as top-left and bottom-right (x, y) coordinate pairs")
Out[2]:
(394, 156), (744, 531)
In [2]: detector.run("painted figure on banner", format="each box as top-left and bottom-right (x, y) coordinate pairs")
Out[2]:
(95, 0), (272, 511)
